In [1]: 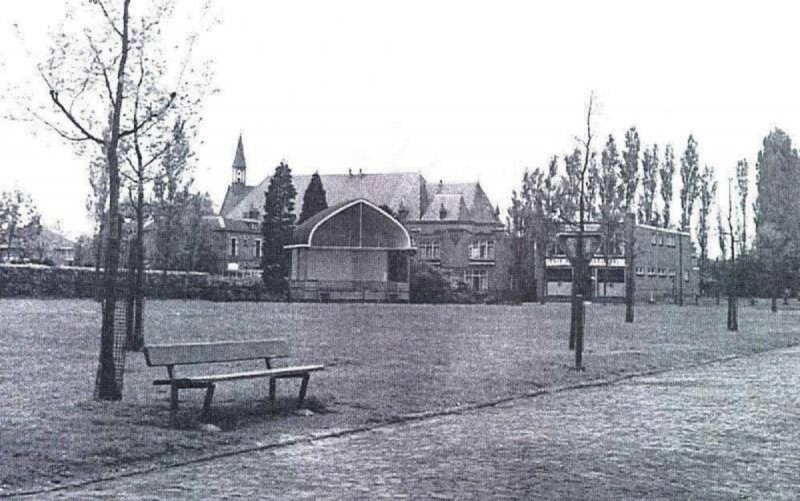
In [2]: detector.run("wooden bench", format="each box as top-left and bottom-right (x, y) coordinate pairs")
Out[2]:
(143, 339), (324, 421)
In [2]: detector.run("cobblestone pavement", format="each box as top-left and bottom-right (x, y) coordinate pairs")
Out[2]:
(48, 348), (800, 500)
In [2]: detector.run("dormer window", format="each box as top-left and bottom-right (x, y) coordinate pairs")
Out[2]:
(246, 209), (260, 219)
(439, 203), (448, 220)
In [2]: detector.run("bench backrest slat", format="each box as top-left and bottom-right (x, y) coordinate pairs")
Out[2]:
(144, 339), (289, 366)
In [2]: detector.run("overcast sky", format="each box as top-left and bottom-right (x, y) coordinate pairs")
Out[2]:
(3, 1), (800, 242)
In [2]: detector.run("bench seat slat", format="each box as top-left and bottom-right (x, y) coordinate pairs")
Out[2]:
(153, 364), (325, 386)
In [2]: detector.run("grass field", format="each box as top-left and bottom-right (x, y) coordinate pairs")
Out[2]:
(1, 298), (799, 494)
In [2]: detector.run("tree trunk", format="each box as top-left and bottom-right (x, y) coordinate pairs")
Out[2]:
(94, 0), (131, 401)
(625, 213), (635, 323)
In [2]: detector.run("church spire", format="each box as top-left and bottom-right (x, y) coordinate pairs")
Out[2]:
(232, 134), (246, 184)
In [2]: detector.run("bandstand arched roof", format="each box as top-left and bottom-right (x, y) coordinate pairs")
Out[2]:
(285, 199), (413, 250)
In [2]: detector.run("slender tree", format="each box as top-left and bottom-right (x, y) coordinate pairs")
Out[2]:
(697, 165), (717, 294)
(5, 0), (211, 400)
(558, 148), (584, 223)
(598, 135), (622, 301)
(298, 172), (328, 224)
(639, 144), (659, 226)
(660, 144), (676, 228)
(726, 178), (738, 331)
(735, 159), (750, 254)
(679, 135), (701, 232)
(620, 127), (640, 215)
(261, 161), (297, 293)
(152, 118), (193, 275)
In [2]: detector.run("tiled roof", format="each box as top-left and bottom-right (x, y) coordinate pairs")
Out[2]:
(227, 172), (427, 221)
(425, 182), (500, 223)
(204, 215), (261, 234)
(420, 194), (469, 221)
(220, 183), (254, 217)
(223, 168), (502, 226)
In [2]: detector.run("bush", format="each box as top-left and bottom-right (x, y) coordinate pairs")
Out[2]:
(409, 259), (452, 303)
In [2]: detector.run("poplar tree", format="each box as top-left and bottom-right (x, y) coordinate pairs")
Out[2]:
(697, 165), (717, 293)
(735, 159), (749, 254)
(639, 144), (659, 226)
(754, 129), (799, 296)
(598, 135), (622, 299)
(679, 135), (701, 232)
(620, 127), (640, 214)
(660, 144), (676, 228)
(261, 161), (297, 293)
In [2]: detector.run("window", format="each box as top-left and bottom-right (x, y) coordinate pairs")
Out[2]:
(668, 268), (676, 278)
(469, 240), (495, 260)
(464, 268), (488, 291)
(230, 237), (238, 257)
(255, 239), (262, 259)
(659, 268), (667, 277)
(651, 232), (658, 245)
(666, 235), (676, 247)
(648, 267), (656, 277)
(658, 234), (665, 246)
(635, 267), (645, 276)
(684, 271), (690, 282)
(246, 209), (260, 219)
(419, 241), (441, 260)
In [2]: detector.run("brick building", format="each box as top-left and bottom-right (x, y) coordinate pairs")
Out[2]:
(217, 136), (511, 294)
(544, 220), (699, 302)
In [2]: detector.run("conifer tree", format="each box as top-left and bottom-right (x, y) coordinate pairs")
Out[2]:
(261, 161), (297, 293)
(298, 173), (328, 224)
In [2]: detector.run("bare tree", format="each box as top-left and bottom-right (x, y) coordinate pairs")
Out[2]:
(8, 0), (213, 400)
(569, 91), (596, 368)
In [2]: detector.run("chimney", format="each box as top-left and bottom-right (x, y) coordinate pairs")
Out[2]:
(359, 168), (364, 177)
(348, 168), (353, 177)
(438, 180), (443, 193)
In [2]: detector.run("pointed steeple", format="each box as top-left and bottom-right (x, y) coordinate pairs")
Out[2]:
(231, 134), (246, 185)
(232, 134), (246, 169)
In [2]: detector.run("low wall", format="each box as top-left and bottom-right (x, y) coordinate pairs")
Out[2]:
(0, 265), (280, 302)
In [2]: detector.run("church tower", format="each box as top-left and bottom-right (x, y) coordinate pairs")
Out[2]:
(232, 134), (246, 185)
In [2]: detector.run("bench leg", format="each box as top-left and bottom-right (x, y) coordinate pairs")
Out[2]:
(202, 384), (216, 421)
(170, 384), (179, 425)
(297, 374), (310, 408)
(269, 377), (276, 407)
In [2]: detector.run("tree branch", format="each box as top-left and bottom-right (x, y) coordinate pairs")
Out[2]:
(119, 92), (176, 138)
(85, 31), (115, 104)
(93, 0), (123, 38)
(48, 90), (104, 143)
